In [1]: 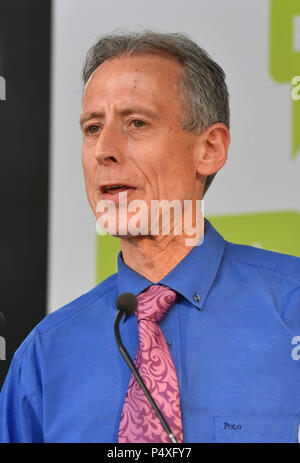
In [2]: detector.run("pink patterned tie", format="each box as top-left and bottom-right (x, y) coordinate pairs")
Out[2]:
(118, 284), (183, 443)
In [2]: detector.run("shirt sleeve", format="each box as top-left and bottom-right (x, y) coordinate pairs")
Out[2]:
(0, 352), (43, 443)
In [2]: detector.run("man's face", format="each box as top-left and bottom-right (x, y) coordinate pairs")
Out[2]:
(80, 52), (203, 236)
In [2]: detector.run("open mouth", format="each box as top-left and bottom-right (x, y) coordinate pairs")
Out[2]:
(103, 185), (131, 194)
(100, 184), (137, 197)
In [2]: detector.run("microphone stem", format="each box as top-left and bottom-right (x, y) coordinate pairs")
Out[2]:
(114, 311), (177, 444)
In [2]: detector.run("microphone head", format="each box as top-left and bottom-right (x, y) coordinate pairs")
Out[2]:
(116, 292), (138, 316)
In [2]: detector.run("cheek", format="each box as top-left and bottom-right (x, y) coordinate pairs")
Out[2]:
(158, 142), (194, 181)
(159, 148), (195, 197)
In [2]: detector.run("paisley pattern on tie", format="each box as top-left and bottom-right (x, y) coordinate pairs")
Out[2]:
(118, 284), (183, 443)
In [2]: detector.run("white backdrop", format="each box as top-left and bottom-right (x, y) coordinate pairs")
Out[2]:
(47, 0), (300, 313)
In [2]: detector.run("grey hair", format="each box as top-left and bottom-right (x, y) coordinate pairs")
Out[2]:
(82, 29), (230, 197)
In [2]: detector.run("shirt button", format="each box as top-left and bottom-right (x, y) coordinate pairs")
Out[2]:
(193, 293), (201, 302)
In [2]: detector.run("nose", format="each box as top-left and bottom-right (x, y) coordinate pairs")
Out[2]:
(94, 120), (123, 166)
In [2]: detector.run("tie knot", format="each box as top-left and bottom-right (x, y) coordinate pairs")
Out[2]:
(136, 284), (178, 323)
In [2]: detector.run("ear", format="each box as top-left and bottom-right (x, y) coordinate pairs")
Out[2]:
(194, 123), (230, 176)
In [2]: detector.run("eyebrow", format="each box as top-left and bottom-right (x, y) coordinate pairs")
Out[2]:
(79, 106), (158, 128)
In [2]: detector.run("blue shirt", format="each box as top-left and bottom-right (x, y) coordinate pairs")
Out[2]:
(1, 218), (300, 443)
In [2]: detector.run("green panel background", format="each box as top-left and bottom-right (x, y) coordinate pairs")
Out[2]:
(270, 0), (300, 157)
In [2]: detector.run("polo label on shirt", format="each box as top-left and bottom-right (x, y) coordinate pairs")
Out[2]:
(223, 422), (242, 430)
(214, 415), (300, 443)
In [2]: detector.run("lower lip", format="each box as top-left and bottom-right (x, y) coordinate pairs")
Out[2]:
(101, 187), (137, 202)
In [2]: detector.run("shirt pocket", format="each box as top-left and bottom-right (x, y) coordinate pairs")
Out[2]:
(214, 415), (300, 443)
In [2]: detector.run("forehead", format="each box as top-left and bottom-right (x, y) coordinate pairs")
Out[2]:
(82, 52), (183, 113)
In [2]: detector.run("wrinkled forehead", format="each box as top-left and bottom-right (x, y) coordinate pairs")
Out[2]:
(82, 53), (183, 101)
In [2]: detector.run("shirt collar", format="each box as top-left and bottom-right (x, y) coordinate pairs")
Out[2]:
(117, 217), (225, 311)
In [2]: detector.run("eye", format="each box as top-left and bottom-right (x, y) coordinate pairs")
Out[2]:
(130, 119), (146, 128)
(86, 124), (101, 134)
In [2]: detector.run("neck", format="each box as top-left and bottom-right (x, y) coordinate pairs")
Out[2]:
(120, 220), (205, 282)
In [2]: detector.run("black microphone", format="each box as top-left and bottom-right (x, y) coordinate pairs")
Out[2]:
(114, 292), (178, 444)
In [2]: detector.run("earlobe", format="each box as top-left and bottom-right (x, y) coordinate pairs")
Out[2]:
(195, 123), (230, 176)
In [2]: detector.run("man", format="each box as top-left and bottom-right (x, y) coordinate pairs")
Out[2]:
(1, 30), (300, 443)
